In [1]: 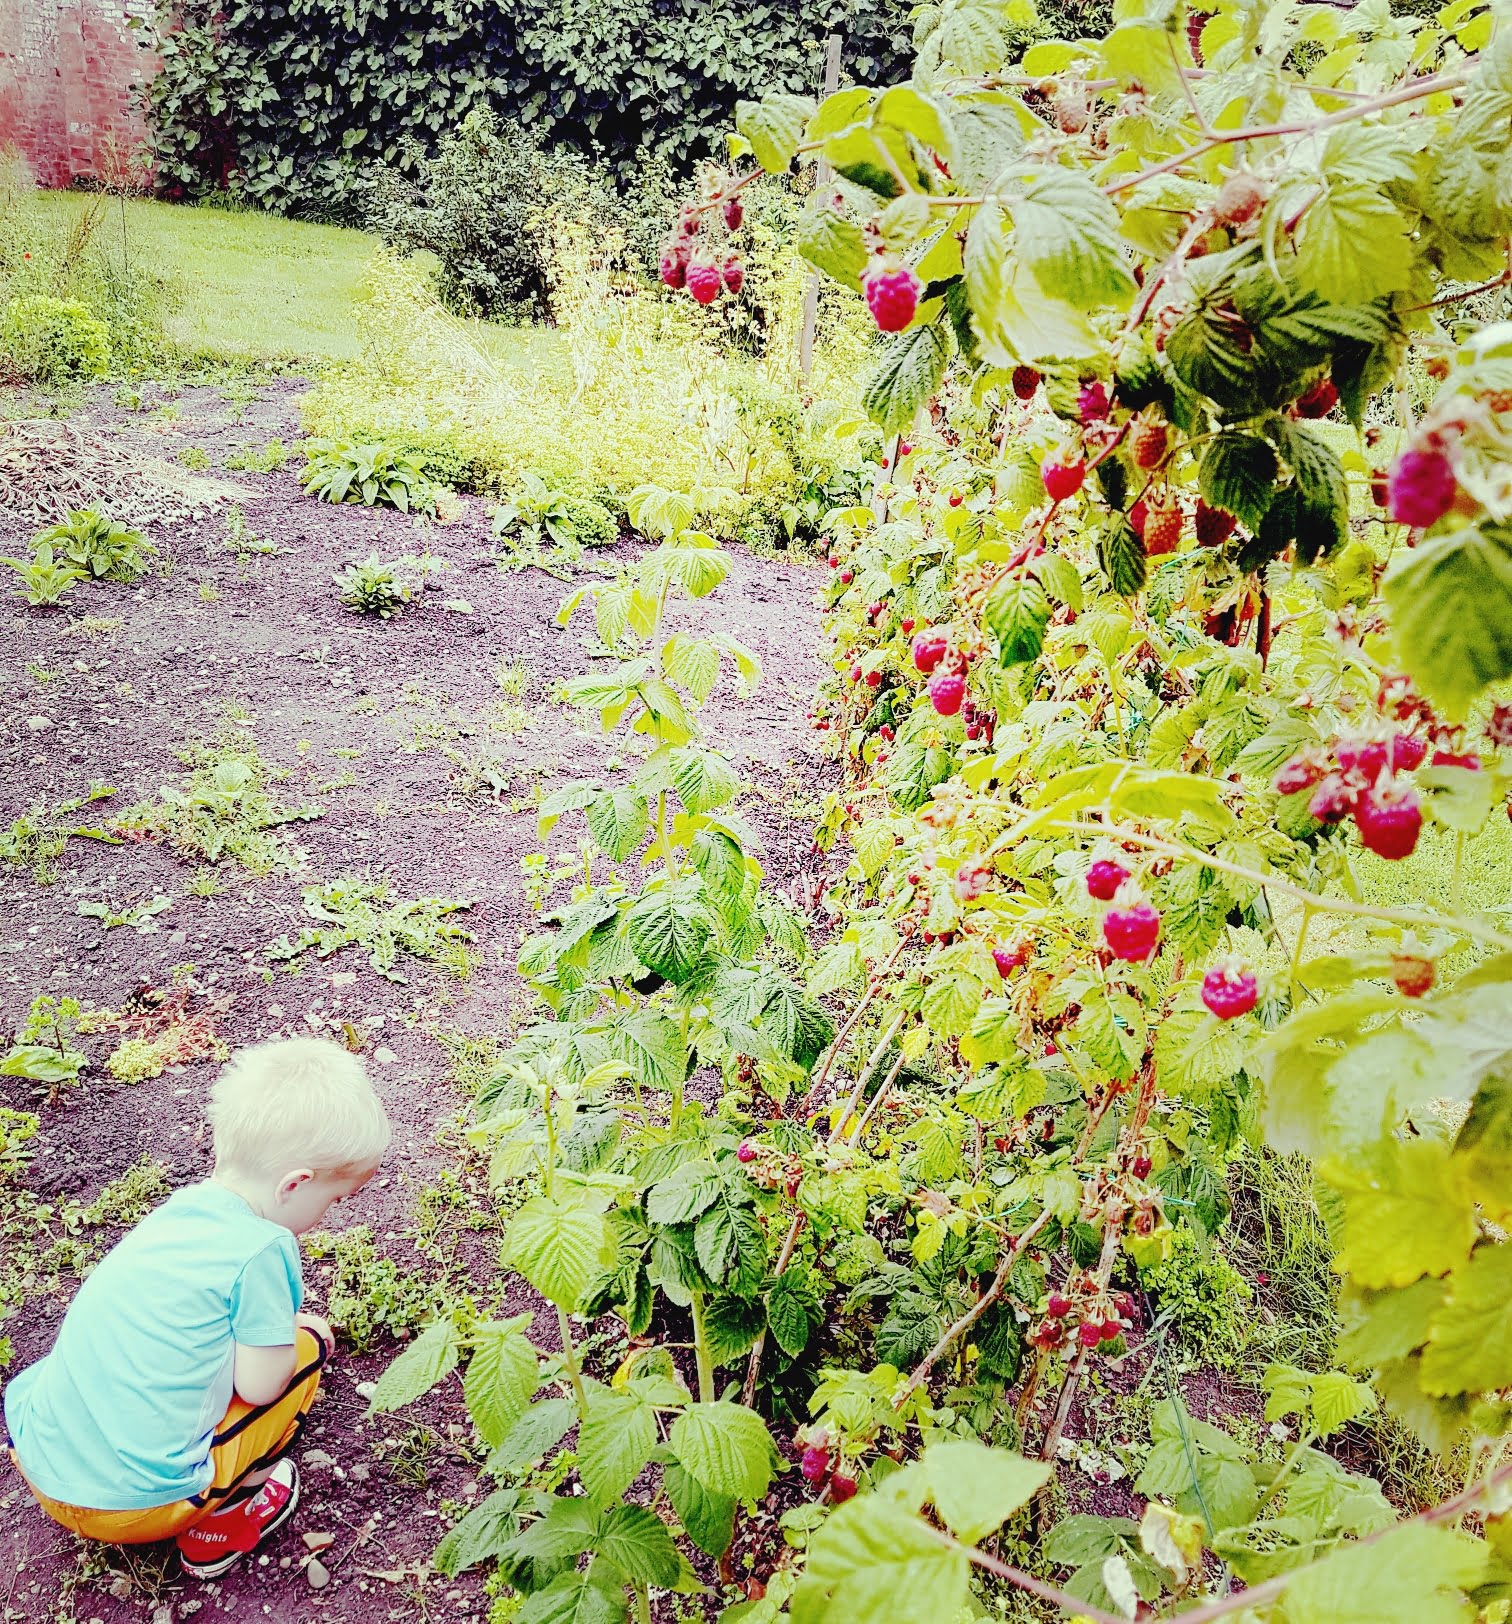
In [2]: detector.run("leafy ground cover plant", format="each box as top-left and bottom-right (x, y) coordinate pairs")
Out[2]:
(334, 554), (412, 618)
(301, 437), (432, 512)
(0, 784), (118, 882)
(0, 996), (90, 1103)
(364, 4), (1512, 1622)
(2, 542), (84, 607)
(267, 879), (476, 981)
(36, 508), (155, 581)
(492, 471), (618, 573)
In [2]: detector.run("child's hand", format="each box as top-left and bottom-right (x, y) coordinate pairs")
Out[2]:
(295, 1310), (335, 1356)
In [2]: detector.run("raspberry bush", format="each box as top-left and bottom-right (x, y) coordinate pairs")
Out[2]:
(376, 3), (1512, 1621)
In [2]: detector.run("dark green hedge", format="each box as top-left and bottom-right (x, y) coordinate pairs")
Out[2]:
(144, 0), (920, 213)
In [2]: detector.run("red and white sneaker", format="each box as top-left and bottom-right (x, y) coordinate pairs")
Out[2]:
(177, 1459), (301, 1579)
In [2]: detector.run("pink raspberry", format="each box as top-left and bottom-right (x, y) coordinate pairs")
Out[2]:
(1274, 753), (1325, 796)
(1390, 733), (1427, 771)
(658, 245), (688, 289)
(1431, 749), (1481, 771)
(1077, 379), (1110, 423)
(1387, 448), (1457, 528)
(686, 261), (723, 306)
(993, 941), (1029, 978)
(863, 264), (920, 333)
(722, 256), (745, 295)
(912, 631), (949, 673)
(1102, 900), (1161, 962)
(1077, 1321), (1103, 1348)
(1309, 772), (1356, 822)
(800, 1446), (830, 1483)
(1354, 781), (1423, 860)
(722, 196), (743, 231)
(736, 1140), (756, 1163)
(1042, 455), (1086, 501)
(928, 671), (966, 716)
(1046, 1292), (1072, 1318)
(829, 1473), (858, 1503)
(1201, 965), (1258, 1020)
(1085, 859), (1129, 901)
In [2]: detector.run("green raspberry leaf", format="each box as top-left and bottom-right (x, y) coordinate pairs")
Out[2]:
(862, 322), (952, 434)
(735, 93), (816, 174)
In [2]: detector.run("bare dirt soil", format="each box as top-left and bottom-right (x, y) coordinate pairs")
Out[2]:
(0, 381), (833, 1624)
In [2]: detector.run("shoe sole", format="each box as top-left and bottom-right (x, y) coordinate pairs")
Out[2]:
(180, 1470), (301, 1580)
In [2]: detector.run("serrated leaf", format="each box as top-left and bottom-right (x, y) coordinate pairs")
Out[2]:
(665, 1460), (736, 1557)
(1280, 1521), (1486, 1624)
(516, 1568), (625, 1624)
(669, 1402), (775, 1499)
(595, 1505), (682, 1588)
(586, 787), (650, 862)
(646, 1159), (723, 1224)
(463, 1319), (539, 1448)
(1013, 169), (1136, 309)
(1291, 179), (1415, 303)
(798, 196), (870, 292)
(1100, 515), (1147, 596)
(984, 570), (1049, 667)
(625, 880), (713, 985)
(433, 1488), (522, 1576)
(579, 1384), (658, 1507)
(669, 746), (738, 814)
(735, 92), (815, 173)
(766, 1274), (814, 1356)
(1326, 1140), (1476, 1292)
(694, 1195), (767, 1297)
(925, 1441), (1051, 1545)
(1198, 433), (1278, 532)
(861, 323), (952, 433)
(1383, 524), (1512, 714)
(794, 1496), (969, 1623)
(369, 1319), (459, 1412)
(662, 633), (721, 704)
(1418, 1244), (1512, 1396)
(506, 1191), (612, 1312)
(488, 1397), (578, 1475)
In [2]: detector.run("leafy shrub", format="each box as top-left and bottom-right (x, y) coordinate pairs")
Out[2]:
(1139, 1231), (1254, 1369)
(301, 438), (431, 511)
(303, 1225), (447, 1353)
(2, 544), (84, 607)
(492, 472), (618, 561)
(0, 295), (110, 383)
(334, 555), (411, 618)
(36, 510), (155, 582)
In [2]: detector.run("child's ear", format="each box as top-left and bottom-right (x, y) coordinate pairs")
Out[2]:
(277, 1169), (315, 1200)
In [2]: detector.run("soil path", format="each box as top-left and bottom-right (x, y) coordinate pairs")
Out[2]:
(0, 382), (831, 1624)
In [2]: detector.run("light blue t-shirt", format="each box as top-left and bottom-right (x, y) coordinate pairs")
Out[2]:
(4, 1180), (303, 1510)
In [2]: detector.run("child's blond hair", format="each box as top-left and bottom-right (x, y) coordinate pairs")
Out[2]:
(208, 1038), (391, 1178)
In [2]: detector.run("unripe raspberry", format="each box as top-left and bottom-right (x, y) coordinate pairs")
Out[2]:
(1077, 379), (1111, 424)
(686, 260), (723, 306)
(863, 264), (921, 333)
(1391, 951), (1435, 998)
(954, 862), (992, 901)
(1130, 419), (1168, 468)
(1085, 859), (1129, 901)
(737, 1140), (757, 1163)
(912, 631), (949, 673)
(1295, 377), (1338, 419)
(929, 670), (966, 716)
(1201, 964), (1258, 1020)
(1214, 171), (1266, 227)
(1354, 781), (1423, 860)
(1143, 503), (1182, 556)
(1103, 899), (1161, 961)
(1387, 448), (1457, 528)
(1194, 500), (1236, 547)
(829, 1473), (858, 1503)
(1042, 455), (1086, 501)
(722, 255), (745, 295)
(1046, 1292), (1072, 1318)
(722, 196), (743, 231)
(1012, 365), (1041, 401)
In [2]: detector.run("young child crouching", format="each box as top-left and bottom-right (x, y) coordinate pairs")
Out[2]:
(3, 1037), (390, 1578)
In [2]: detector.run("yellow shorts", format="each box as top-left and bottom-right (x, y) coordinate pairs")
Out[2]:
(11, 1327), (325, 1544)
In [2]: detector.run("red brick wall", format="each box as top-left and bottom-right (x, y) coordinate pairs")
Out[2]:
(0, 0), (156, 188)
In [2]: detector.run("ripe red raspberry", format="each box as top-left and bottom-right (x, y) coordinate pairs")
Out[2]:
(1354, 781), (1423, 860)
(1042, 455), (1086, 501)
(864, 669), (882, 688)
(1099, 1319), (1123, 1343)
(1309, 773), (1356, 822)
(658, 244), (688, 289)
(1077, 379), (1111, 423)
(1129, 498), (1148, 539)
(993, 941), (1029, 978)
(1103, 900), (1161, 961)
(800, 1446), (830, 1483)
(1275, 753), (1325, 796)
(1143, 504), (1182, 556)
(686, 260), (723, 305)
(912, 631), (949, 673)
(948, 491), (963, 507)
(1387, 448), (1457, 528)
(1391, 733), (1427, 771)
(1046, 1293), (1072, 1318)
(722, 196), (743, 231)
(1077, 1321), (1104, 1348)
(900, 616), (916, 634)
(1214, 171), (1266, 227)
(1390, 951), (1435, 998)
(1201, 964), (1258, 1020)
(1336, 737), (1389, 780)
(1295, 377), (1338, 418)
(1431, 749), (1481, 770)
(1012, 365), (1041, 401)
(722, 256), (745, 295)
(1130, 1154), (1153, 1180)
(1085, 859), (1129, 900)
(1131, 419), (1168, 468)
(1194, 500), (1237, 547)
(829, 1473), (858, 1503)
(737, 1140), (757, 1163)
(863, 264), (921, 333)
(929, 670), (966, 716)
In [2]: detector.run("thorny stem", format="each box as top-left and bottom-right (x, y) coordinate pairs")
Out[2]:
(847, 1048), (910, 1145)
(828, 1008), (906, 1136)
(556, 1307), (589, 1423)
(894, 1210), (1054, 1408)
(634, 1583), (652, 1624)
(689, 1291), (717, 1404)
(803, 932), (913, 1106)
(1038, 1217), (1124, 1465)
(740, 1209), (808, 1405)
